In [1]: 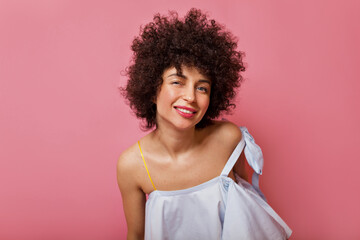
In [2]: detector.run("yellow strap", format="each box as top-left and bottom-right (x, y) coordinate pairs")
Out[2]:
(137, 141), (157, 191)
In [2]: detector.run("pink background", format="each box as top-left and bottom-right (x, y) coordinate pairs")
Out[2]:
(1, 0), (359, 239)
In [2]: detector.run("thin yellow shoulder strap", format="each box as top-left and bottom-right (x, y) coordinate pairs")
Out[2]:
(137, 141), (157, 191)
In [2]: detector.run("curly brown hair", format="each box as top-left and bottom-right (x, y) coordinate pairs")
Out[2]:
(122, 8), (246, 130)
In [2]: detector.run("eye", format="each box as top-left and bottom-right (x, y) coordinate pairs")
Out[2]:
(197, 86), (209, 93)
(171, 79), (185, 86)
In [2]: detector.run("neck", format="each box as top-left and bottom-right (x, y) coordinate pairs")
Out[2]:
(152, 124), (198, 160)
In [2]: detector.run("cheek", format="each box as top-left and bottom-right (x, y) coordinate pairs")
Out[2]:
(155, 87), (176, 108)
(199, 95), (210, 109)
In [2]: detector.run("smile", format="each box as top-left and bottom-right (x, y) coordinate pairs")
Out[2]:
(176, 108), (194, 114)
(174, 106), (197, 118)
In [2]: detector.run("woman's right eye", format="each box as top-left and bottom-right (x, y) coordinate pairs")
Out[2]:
(171, 81), (181, 85)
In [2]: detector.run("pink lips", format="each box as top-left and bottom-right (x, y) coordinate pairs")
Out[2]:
(174, 106), (197, 118)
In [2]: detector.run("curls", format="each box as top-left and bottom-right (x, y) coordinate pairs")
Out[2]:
(122, 8), (245, 130)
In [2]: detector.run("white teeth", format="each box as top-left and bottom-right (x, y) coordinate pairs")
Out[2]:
(176, 108), (194, 114)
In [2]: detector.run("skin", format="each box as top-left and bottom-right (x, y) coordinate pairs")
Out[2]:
(117, 66), (253, 240)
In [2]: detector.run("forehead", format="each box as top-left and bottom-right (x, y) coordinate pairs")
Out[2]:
(162, 66), (211, 82)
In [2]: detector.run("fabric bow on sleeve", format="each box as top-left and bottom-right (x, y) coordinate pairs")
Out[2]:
(239, 126), (267, 201)
(240, 126), (264, 175)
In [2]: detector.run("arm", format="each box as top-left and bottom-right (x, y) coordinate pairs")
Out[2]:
(233, 151), (253, 183)
(217, 121), (253, 182)
(117, 153), (146, 240)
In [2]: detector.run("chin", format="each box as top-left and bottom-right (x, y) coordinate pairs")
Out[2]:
(172, 123), (195, 130)
(173, 118), (203, 130)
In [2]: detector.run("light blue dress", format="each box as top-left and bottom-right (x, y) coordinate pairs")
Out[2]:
(143, 127), (292, 240)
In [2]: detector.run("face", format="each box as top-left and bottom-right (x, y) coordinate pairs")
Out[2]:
(155, 65), (211, 130)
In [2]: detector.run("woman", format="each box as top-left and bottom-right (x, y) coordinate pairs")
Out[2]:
(117, 8), (292, 240)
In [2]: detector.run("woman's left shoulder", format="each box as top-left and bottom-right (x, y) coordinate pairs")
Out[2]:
(208, 120), (242, 145)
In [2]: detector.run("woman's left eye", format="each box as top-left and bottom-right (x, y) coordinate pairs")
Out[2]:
(197, 87), (208, 92)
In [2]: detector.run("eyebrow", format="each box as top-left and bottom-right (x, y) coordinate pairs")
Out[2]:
(166, 73), (211, 84)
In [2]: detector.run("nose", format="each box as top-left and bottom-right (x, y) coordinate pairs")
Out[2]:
(183, 85), (196, 102)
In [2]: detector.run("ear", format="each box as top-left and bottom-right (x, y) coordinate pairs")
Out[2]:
(152, 96), (157, 104)
(152, 86), (161, 104)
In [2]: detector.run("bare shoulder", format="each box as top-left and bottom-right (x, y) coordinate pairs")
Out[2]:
(208, 121), (251, 181)
(117, 142), (143, 189)
(117, 143), (138, 172)
(208, 120), (242, 146)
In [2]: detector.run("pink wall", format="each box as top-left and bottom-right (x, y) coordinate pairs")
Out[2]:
(1, 0), (359, 239)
